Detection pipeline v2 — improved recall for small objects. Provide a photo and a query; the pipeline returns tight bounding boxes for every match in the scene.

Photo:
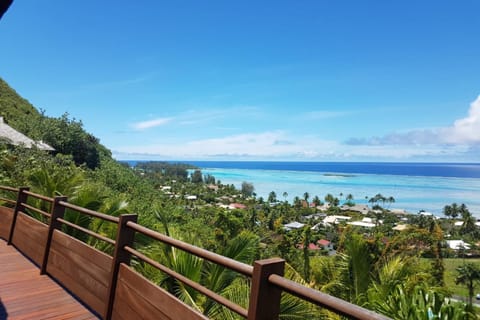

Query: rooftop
[0,117,54,151]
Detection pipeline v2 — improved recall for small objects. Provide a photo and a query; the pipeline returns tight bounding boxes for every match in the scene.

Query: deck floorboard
[0,239,99,320]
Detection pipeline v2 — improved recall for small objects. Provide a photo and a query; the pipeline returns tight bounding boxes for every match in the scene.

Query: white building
[323,215,351,225]
[284,221,305,231]
[446,240,471,250]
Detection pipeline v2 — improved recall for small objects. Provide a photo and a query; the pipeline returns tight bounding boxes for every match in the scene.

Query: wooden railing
[0,185,390,320]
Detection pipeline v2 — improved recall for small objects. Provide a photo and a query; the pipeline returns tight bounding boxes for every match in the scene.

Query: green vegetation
[444,259,480,298]
[0,77,41,136]
[1,76,479,319]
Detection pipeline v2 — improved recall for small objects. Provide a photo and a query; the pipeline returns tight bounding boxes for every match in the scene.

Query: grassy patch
[443,258,480,299]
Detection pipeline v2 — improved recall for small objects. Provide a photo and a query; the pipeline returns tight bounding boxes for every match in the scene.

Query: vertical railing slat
[248,258,285,320]
[7,186,29,245]
[41,196,67,274]
[105,214,137,320]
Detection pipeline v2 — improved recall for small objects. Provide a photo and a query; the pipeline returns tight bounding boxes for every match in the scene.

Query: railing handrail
[0,186,19,205]
[0,184,392,320]
[16,190,119,247]
[268,274,391,320]
[124,246,249,318]
[58,200,120,223]
[23,190,54,203]
[125,220,254,277]
[21,202,51,219]
[0,185,19,192]
[0,197,16,205]
[57,217,116,246]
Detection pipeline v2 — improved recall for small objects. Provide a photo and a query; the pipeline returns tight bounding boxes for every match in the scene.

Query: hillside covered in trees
[1,77,479,319]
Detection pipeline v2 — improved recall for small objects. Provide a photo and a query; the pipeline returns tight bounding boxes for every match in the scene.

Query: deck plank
[0,239,99,320]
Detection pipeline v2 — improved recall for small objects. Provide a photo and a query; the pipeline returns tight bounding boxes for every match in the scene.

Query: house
[392,224,409,231]
[317,239,334,251]
[454,221,480,227]
[323,215,351,225]
[297,243,321,250]
[348,220,376,228]
[390,208,409,215]
[446,240,471,250]
[304,213,326,221]
[340,204,370,215]
[284,221,305,231]
[317,203,331,212]
[229,203,247,210]
[207,184,219,192]
[0,117,54,151]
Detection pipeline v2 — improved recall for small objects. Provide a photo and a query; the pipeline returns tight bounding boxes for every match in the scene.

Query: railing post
[248,257,285,320]
[7,186,29,245]
[41,196,67,275]
[105,213,137,320]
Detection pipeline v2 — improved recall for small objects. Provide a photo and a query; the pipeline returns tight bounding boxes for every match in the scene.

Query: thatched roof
[0,117,54,151]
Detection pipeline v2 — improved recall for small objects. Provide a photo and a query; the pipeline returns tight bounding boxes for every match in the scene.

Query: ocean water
[126,161,480,217]
[191,162,480,217]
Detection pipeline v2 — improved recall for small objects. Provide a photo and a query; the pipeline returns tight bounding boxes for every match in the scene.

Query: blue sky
[1,1,479,162]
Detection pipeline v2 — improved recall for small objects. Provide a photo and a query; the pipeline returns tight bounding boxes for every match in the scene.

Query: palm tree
[387,196,395,209]
[367,256,415,303]
[459,203,468,216]
[369,193,386,209]
[211,262,317,319]
[313,233,374,305]
[87,195,129,251]
[325,193,335,206]
[443,204,453,219]
[28,162,85,220]
[311,255,349,301]
[451,202,460,219]
[344,194,354,206]
[312,195,321,207]
[455,263,480,306]
[345,233,372,305]
[282,191,288,202]
[372,284,472,320]
[137,217,316,319]
[29,161,85,198]
[293,196,301,208]
[268,191,277,203]
[459,206,477,236]
[303,192,310,205]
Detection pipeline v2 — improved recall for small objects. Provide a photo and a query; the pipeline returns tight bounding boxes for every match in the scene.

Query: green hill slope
[0,77,41,136]
[0,77,109,169]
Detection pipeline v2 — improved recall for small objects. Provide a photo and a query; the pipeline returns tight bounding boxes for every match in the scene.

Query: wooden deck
[0,187,391,320]
[0,239,99,320]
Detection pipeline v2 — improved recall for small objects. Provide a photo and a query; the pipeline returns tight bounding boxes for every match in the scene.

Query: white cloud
[114,131,337,159]
[113,129,478,161]
[441,95,480,144]
[116,96,480,161]
[131,117,172,130]
[346,95,480,147]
